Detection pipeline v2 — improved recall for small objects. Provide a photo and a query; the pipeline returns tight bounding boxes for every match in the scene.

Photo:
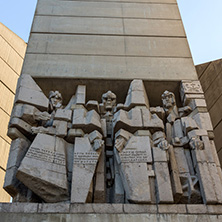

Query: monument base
[0,203,222,222]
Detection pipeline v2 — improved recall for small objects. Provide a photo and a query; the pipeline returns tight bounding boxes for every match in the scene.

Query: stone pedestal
[0,203,222,222]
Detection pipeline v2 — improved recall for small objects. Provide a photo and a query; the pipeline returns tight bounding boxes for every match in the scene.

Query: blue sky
[0,0,221,65]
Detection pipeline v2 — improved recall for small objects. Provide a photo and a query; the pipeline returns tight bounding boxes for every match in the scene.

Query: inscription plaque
[119,150,151,163]
[26,147,66,166]
[74,151,99,164]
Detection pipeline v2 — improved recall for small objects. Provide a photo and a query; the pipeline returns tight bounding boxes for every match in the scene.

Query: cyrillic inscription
[74,152,99,164]
[26,147,65,166]
[119,150,150,163]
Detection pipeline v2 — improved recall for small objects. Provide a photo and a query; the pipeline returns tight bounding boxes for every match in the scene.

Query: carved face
[162,91,176,109]
[102,91,116,111]
[49,91,63,110]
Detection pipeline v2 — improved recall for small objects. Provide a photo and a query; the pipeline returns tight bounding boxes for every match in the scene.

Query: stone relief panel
[3,75,222,204]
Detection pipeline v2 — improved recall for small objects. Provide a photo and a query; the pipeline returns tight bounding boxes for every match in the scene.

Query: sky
[0,0,222,65]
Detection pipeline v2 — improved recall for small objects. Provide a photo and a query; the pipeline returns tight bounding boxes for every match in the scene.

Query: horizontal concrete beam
[32,16,186,37]
[27,34,191,58]
[58,0,177,3]
[22,54,197,80]
[37,0,180,19]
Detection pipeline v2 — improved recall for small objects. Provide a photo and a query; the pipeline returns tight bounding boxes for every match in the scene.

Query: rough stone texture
[38,203,70,213]
[3,138,30,196]
[17,134,69,202]
[71,137,102,203]
[14,74,48,111]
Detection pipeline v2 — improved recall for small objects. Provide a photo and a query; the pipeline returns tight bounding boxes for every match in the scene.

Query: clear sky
[0,0,221,65]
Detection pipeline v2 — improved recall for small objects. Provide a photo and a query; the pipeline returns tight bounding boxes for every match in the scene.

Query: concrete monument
[1,0,222,221]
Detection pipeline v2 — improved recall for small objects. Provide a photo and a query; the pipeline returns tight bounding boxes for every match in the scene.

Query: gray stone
[86,100,99,112]
[71,137,102,203]
[186,204,207,214]
[7,127,27,140]
[54,109,72,122]
[17,134,69,202]
[154,162,174,203]
[0,203,38,213]
[124,80,149,110]
[15,75,48,111]
[38,203,70,213]
[124,204,157,214]
[158,204,186,214]
[94,148,106,203]
[66,128,84,143]
[152,147,167,162]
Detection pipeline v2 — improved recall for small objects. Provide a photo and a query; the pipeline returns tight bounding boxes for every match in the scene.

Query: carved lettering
[26,147,65,166]
[119,150,150,163]
[74,152,99,164]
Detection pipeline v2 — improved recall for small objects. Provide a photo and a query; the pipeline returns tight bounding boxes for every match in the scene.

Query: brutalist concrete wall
[196,59,222,165]
[20,0,199,102]
[0,23,27,202]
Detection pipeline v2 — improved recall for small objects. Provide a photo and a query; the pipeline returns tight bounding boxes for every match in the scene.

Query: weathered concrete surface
[196,59,222,165]
[0,203,222,222]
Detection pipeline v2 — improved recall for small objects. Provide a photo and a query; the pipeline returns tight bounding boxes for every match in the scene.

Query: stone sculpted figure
[161,90,202,203]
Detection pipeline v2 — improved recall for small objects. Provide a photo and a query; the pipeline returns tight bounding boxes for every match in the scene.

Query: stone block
[17,134,69,202]
[38,203,70,213]
[54,109,72,122]
[94,149,106,203]
[0,203,38,213]
[92,204,123,214]
[180,80,204,101]
[86,100,99,112]
[6,138,30,169]
[124,80,149,109]
[53,120,68,137]
[189,99,207,110]
[207,205,222,215]
[183,94,205,105]
[16,74,42,92]
[113,108,143,133]
[192,112,213,132]
[124,204,157,214]
[158,204,186,214]
[195,162,217,204]
[134,130,151,137]
[71,137,102,203]
[66,143,74,173]
[142,109,164,131]
[154,162,174,203]
[88,130,103,143]
[70,204,94,213]
[7,127,28,141]
[72,108,102,133]
[120,163,151,203]
[9,117,32,136]
[15,86,49,112]
[186,204,207,214]
[152,147,167,162]
[66,128,84,143]
[11,104,39,125]
[174,148,189,173]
